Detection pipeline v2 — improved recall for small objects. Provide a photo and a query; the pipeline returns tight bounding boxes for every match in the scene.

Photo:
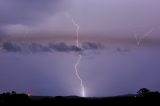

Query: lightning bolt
[133,32,141,46]
[65,12,85,97]
[134,28,154,46]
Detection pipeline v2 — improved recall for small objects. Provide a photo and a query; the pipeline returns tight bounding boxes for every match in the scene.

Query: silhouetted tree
[11,91,16,95]
[137,88,150,97]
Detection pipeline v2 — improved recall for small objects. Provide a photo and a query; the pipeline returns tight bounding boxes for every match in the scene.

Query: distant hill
[1,89,160,105]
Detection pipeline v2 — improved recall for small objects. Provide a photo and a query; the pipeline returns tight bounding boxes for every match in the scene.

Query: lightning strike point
[65,12,86,97]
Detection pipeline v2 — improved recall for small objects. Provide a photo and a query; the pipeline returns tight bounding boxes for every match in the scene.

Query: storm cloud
[0,0,66,25]
[29,43,51,53]
[1,42,103,53]
[49,42,81,52]
[82,42,103,50]
[2,42,21,52]
[1,0,160,38]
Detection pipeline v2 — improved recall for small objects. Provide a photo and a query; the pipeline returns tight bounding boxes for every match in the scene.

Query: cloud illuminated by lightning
[134,28,154,46]
[65,12,85,97]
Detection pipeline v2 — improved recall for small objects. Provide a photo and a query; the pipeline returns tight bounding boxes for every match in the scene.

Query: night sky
[0,0,160,97]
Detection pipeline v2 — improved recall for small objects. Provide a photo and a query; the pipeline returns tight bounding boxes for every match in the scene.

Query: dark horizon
[1,88,160,105]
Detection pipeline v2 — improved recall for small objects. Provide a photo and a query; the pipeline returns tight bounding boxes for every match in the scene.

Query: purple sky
[0,0,160,97]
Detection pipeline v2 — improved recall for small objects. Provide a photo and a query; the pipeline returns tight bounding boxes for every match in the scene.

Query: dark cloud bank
[0,42,103,53]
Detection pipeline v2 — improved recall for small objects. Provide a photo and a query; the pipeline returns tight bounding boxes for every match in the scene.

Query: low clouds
[0,42,103,53]
[2,42,21,52]
[82,42,103,50]
[49,43,81,52]
[1,41,131,54]
[29,43,51,53]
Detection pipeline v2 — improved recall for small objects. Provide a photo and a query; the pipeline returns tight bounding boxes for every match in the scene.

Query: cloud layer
[0,0,66,25]
[1,0,160,38]
[0,42,103,53]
